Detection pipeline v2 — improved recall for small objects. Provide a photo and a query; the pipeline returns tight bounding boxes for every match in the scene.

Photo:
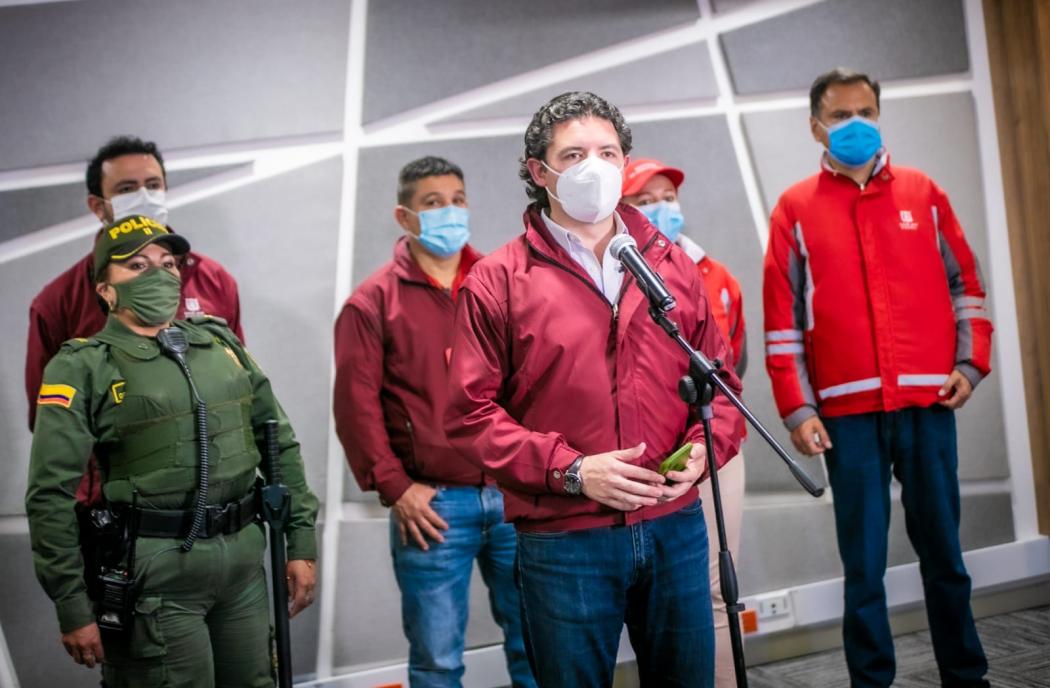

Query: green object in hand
[658,443,693,475]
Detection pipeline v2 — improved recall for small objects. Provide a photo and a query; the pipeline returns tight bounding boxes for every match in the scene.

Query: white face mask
[543,156,623,224]
[108,187,169,225]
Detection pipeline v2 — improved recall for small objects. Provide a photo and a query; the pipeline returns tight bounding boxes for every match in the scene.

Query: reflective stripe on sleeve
[765,329,803,342]
[766,343,805,355]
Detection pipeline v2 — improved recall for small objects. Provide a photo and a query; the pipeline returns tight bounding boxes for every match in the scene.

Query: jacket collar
[523,202,673,272]
[676,234,706,263]
[819,150,894,189]
[390,235,481,285]
[94,314,212,360]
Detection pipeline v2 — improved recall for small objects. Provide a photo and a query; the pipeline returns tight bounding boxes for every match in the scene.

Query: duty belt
[129,491,257,539]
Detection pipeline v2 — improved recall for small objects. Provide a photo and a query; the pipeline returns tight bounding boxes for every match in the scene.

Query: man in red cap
[623,158,747,688]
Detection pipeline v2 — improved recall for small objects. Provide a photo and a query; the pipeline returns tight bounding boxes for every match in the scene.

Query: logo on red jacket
[185,297,202,315]
[898,210,918,231]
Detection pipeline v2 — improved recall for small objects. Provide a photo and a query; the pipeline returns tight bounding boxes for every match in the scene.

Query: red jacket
[763,156,993,429]
[25,246,243,430]
[445,203,743,532]
[334,238,484,506]
[677,235,747,377]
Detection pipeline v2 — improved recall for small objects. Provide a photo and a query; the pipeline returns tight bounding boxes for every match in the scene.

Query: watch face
[564,473,581,495]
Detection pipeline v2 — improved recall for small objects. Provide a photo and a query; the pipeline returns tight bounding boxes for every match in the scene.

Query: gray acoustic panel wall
[332,518,503,670]
[362,0,700,124]
[0,164,251,243]
[0,530,101,688]
[739,492,1016,594]
[0,0,349,171]
[742,92,1007,483]
[712,0,761,13]
[0,237,90,516]
[720,0,969,95]
[173,157,343,500]
[437,42,719,126]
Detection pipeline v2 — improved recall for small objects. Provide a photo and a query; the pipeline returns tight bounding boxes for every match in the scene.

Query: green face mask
[111,267,182,326]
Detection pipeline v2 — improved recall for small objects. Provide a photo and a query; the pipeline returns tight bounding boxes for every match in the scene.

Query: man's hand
[392,483,449,550]
[287,559,316,618]
[580,443,665,511]
[790,415,832,456]
[62,622,104,668]
[660,442,708,501]
[938,369,973,409]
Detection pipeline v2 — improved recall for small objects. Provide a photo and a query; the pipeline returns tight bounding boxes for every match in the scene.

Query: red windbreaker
[445,203,743,532]
[677,235,747,377]
[333,238,484,506]
[25,247,243,430]
[763,156,993,429]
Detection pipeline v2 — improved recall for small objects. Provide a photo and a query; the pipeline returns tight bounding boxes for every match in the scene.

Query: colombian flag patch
[38,383,77,408]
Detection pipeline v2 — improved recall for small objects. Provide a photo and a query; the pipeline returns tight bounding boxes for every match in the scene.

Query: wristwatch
[563,456,585,495]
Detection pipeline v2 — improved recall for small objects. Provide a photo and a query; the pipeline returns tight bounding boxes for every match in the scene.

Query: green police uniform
[26,314,319,688]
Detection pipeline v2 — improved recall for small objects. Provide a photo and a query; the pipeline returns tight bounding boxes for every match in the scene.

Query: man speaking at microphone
[444,91,743,687]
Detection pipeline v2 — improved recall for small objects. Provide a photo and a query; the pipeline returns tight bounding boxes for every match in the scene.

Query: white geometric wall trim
[0,0,1040,685]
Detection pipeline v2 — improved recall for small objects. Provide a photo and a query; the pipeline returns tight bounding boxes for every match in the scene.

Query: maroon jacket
[334,238,484,505]
[445,203,743,532]
[25,248,243,430]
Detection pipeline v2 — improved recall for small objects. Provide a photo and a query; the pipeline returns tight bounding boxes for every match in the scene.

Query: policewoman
[26,215,319,687]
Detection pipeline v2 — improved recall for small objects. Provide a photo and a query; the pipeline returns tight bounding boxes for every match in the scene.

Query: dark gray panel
[0,0,349,171]
[437,42,718,126]
[0,530,100,687]
[742,93,1007,484]
[0,164,251,243]
[0,237,90,515]
[332,517,503,669]
[712,0,761,12]
[739,492,1015,593]
[720,0,969,95]
[173,157,343,502]
[362,0,699,124]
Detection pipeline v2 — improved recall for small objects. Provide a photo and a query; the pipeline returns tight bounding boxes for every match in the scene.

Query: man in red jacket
[25,136,243,501]
[763,69,991,688]
[445,92,742,687]
[622,158,747,688]
[333,156,534,688]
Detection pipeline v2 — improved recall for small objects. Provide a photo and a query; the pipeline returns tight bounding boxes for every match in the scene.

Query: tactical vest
[92,320,258,504]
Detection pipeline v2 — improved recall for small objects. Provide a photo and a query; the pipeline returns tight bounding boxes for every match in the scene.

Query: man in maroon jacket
[445,92,743,688]
[25,135,243,500]
[333,157,534,688]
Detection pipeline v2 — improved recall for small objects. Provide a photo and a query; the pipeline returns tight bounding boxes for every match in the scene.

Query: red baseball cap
[621,158,685,197]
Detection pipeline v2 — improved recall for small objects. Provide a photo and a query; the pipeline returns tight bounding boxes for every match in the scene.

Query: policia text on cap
[25,215,319,686]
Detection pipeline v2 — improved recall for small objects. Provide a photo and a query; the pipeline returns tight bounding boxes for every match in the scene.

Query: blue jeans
[516,500,714,688]
[824,407,988,688]
[390,485,535,688]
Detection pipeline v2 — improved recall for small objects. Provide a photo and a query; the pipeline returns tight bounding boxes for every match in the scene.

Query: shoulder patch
[38,383,77,408]
[188,314,228,327]
[60,337,102,352]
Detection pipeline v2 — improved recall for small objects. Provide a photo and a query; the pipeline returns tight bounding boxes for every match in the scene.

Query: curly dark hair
[519,91,632,207]
[86,136,166,198]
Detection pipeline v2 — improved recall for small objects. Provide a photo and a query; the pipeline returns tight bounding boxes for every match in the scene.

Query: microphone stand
[647,305,824,688]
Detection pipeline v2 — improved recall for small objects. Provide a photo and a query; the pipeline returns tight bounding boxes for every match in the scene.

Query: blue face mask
[409,205,470,258]
[822,115,882,167]
[639,201,685,243]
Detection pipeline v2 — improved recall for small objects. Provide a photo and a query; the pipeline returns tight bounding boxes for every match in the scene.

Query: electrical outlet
[756,592,791,619]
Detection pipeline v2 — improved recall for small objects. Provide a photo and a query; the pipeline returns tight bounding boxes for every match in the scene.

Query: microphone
[609,234,677,313]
